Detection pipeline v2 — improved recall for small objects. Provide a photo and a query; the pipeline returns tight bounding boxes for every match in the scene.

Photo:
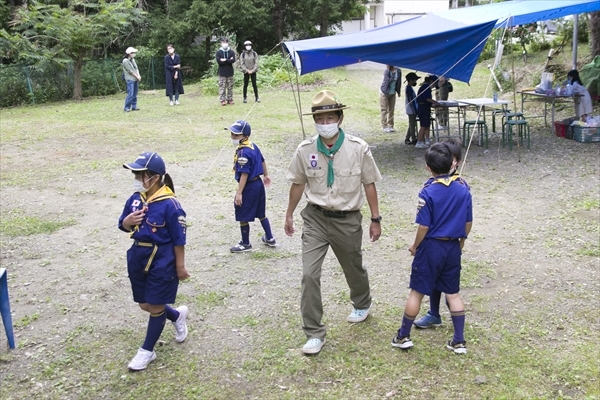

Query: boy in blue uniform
[119,151,190,370]
[391,143,472,354]
[227,120,276,253]
[414,140,471,329]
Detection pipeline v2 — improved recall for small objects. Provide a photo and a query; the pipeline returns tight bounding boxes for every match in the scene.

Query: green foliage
[0,65,31,108]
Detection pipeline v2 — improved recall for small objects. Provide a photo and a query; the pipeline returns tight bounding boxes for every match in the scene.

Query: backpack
[447,81,453,92]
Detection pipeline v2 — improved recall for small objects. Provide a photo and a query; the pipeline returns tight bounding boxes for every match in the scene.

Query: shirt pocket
[145,214,166,235]
[306,169,327,194]
[336,168,362,194]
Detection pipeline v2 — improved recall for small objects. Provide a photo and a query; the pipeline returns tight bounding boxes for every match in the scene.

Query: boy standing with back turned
[391,142,472,354]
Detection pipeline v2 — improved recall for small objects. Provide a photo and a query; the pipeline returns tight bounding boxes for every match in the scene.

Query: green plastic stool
[463,120,488,148]
[502,112,525,133]
[504,119,530,150]
[492,109,511,133]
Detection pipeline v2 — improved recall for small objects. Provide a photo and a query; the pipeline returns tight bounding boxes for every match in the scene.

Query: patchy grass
[0,213,75,237]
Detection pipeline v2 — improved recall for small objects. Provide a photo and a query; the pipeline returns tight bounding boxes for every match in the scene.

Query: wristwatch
[371,215,382,223]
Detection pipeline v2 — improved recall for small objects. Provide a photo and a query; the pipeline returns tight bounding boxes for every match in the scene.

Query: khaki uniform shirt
[286,134,382,211]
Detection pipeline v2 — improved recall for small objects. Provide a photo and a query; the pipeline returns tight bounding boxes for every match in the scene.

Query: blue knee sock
[429,290,442,318]
[142,310,167,351]
[397,312,415,338]
[450,310,466,343]
[260,217,273,240]
[165,305,179,322]
[240,223,250,245]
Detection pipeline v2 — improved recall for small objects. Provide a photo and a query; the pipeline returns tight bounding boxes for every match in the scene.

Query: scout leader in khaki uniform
[284,90,383,355]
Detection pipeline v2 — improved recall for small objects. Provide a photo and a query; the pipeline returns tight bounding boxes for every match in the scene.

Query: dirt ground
[0,66,599,399]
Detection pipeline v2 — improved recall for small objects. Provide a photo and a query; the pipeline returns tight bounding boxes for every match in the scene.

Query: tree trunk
[205,36,211,70]
[319,3,328,37]
[590,11,600,58]
[72,54,84,100]
[272,0,283,42]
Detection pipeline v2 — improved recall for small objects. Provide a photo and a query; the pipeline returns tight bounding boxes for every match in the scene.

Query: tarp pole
[572,16,578,69]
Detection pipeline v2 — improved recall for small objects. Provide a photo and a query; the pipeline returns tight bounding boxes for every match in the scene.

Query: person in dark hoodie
[216,38,236,106]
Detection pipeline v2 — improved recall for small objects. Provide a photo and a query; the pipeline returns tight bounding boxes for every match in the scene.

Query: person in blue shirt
[227,120,276,253]
[415,75,440,149]
[119,151,190,371]
[391,142,472,354]
[414,140,470,329]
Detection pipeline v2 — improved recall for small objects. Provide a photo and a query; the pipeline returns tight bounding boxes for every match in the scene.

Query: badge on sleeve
[417,197,426,212]
[237,157,248,166]
[309,154,318,168]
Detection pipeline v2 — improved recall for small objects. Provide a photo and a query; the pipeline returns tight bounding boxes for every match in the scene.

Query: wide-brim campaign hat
[224,120,251,136]
[123,151,166,176]
[303,90,350,115]
[405,72,421,81]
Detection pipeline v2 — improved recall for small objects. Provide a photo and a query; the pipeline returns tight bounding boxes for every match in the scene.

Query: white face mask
[130,53,136,58]
[245,46,252,51]
[315,123,339,139]
[133,176,155,193]
[221,44,229,50]
[231,139,240,147]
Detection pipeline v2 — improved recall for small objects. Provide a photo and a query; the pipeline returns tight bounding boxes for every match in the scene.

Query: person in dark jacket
[380,65,402,132]
[216,38,236,105]
[164,44,184,106]
[415,76,440,149]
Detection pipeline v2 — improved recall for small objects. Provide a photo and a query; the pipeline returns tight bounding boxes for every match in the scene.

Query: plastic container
[572,126,600,143]
[554,121,571,138]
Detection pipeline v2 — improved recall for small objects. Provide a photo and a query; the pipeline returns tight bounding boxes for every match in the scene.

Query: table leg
[551,98,555,134]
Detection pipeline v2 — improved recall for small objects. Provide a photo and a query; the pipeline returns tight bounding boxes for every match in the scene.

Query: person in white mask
[284,90,383,355]
[240,40,260,103]
[215,37,236,105]
[122,47,141,112]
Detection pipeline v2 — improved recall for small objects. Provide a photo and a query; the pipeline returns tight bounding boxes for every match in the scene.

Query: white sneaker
[415,141,428,149]
[128,348,156,371]
[347,306,371,323]
[169,101,174,106]
[173,305,188,343]
[388,127,395,132]
[302,338,325,355]
[425,140,431,146]
[382,127,390,132]
[175,100,180,105]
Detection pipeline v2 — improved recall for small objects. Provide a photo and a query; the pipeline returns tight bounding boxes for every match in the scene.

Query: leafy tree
[591,12,600,57]
[1,0,144,100]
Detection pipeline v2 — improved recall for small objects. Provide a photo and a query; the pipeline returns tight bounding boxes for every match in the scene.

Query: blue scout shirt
[118,185,186,246]
[416,175,472,239]
[234,140,265,182]
[417,83,432,109]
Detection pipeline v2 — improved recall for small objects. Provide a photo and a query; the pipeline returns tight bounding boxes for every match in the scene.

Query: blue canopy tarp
[284,14,496,83]
[432,0,600,28]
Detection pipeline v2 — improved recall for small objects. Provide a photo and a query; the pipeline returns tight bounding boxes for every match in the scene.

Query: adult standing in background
[122,47,141,112]
[404,72,420,145]
[285,90,383,356]
[380,65,402,133]
[240,40,260,103]
[164,44,184,106]
[216,38,236,106]
[435,76,452,127]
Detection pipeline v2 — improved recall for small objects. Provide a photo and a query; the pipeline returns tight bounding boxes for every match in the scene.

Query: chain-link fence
[0,56,207,108]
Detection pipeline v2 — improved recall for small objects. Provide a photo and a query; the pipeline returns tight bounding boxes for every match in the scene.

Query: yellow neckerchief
[130,185,176,236]
[233,138,254,170]
[432,174,461,187]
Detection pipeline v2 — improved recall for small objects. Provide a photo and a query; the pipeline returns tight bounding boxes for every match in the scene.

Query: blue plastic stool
[0,268,16,349]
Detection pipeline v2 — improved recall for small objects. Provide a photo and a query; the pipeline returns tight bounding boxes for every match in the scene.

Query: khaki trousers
[380,92,396,128]
[300,204,371,340]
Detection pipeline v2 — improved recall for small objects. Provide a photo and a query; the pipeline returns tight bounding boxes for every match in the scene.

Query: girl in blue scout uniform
[118,151,190,371]
[227,120,276,253]
[391,143,472,354]
[414,140,470,330]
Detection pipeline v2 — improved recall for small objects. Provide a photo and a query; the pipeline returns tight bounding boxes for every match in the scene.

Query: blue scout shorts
[234,178,266,222]
[409,238,461,296]
[127,242,178,305]
[417,106,431,128]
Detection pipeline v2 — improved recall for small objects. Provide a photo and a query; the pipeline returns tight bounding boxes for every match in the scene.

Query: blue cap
[225,120,251,136]
[123,152,166,175]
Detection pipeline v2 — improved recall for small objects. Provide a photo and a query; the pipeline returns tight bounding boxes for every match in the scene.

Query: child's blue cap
[225,120,251,136]
[123,152,166,176]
